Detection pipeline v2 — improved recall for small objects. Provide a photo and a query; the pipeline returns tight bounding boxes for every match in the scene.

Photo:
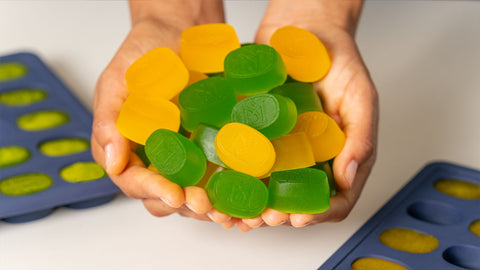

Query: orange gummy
[116,94,180,145]
[125,47,189,101]
[180,23,240,73]
[215,122,275,178]
[270,26,331,82]
[290,111,345,162]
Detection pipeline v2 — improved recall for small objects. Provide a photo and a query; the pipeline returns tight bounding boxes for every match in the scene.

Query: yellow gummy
[60,162,106,183]
[180,23,240,73]
[125,47,189,101]
[470,220,480,238]
[434,178,480,199]
[215,122,275,178]
[187,70,208,86]
[263,132,315,177]
[379,228,439,254]
[270,26,331,82]
[290,111,345,162]
[351,258,408,270]
[116,94,180,145]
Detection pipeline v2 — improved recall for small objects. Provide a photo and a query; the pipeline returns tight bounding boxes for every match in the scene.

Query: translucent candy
[116,94,180,145]
[190,124,226,167]
[145,129,206,187]
[231,93,297,139]
[181,23,240,73]
[215,122,275,178]
[206,170,268,218]
[178,77,237,132]
[268,168,330,214]
[270,26,331,82]
[290,111,345,162]
[125,47,189,101]
[269,82,323,114]
[224,44,287,95]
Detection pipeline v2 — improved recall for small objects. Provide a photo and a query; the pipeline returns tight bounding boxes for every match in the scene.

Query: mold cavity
[0,62,27,81]
[17,110,69,131]
[470,220,480,238]
[0,88,47,106]
[351,257,408,270]
[38,138,90,156]
[443,245,480,269]
[407,200,464,225]
[0,145,30,168]
[379,228,439,254]
[0,173,53,196]
[434,178,480,200]
[60,162,105,183]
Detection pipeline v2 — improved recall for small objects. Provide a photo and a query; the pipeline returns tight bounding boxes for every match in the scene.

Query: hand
[91,0,232,226]
[240,0,378,229]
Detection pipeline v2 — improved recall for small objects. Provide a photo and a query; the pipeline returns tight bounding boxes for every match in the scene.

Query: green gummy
[0,62,27,81]
[311,161,336,197]
[0,88,47,106]
[60,162,106,183]
[206,170,268,218]
[270,82,323,114]
[231,93,297,139]
[135,144,151,167]
[268,168,330,214]
[145,129,206,187]
[17,110,69,131]
[190,124,226,167]
[0,173,53,196]
[0,145,30,168]
[224,44,287,95]
[38,138,90,156]
[179,77,237,132]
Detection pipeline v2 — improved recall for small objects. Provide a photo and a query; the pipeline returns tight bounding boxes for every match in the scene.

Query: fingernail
[206,212,214,222]
[184,203,199,214]
[161,197,175,208]
[105,143,114,173]
[345,160,358,188]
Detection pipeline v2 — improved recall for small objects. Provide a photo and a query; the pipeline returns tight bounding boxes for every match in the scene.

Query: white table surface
[1,1,479,269]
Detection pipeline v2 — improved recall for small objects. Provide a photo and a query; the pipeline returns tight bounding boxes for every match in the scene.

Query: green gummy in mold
[206,170,268,218]
[178,77,237,132]
[0,145,30,168]
[268,168,330,214]
[270,82,323,114]
[0,173,53,196]
[224,44,287,95]
[231,93,297,139]
[60,162,106,183]
[190,124,226,167]
[145,129,206,187]
[0,88,47,106]
[39,138,90,156]
[17,110,69,131]
[0,62,27,82]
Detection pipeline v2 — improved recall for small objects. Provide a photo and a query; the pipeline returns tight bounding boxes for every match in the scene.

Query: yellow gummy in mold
[116,94,180,145]
[379,228,439,254]
[290,111,345,162]
[38,138,90,157]
[125,47,189,101]
[351,258,407,270]
[17,110,69,131]
[0,88,47,106]
[0,62,27,81]
[470,220,480,238]
[269,26,331,82]
[0,173,53,196]
[0,145,30,168]
[180,23,241,73]
[434,178,480,200]
[60,162,106,183]
[264,132,315,177]
[215,122,275,178]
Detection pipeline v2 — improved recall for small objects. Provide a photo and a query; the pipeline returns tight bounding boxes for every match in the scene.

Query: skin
[91,0,378,232]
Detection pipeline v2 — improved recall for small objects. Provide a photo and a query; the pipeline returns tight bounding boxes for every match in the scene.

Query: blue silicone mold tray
[319,161,480,270]
[0,52,120,223]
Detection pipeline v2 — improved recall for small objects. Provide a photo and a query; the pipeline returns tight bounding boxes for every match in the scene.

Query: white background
[1,1,480,269]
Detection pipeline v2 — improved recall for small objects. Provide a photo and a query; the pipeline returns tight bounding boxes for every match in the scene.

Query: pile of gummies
[116,23,345,219]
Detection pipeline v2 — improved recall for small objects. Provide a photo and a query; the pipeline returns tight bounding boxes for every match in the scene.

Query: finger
[261,208,290,226]
[221,218,237,230]
[242,216,264,228]
[290,214,315,228]
[236,220,253,232]
[207,209,232,224]
[142,198,177,218]
[184,186,212,215]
